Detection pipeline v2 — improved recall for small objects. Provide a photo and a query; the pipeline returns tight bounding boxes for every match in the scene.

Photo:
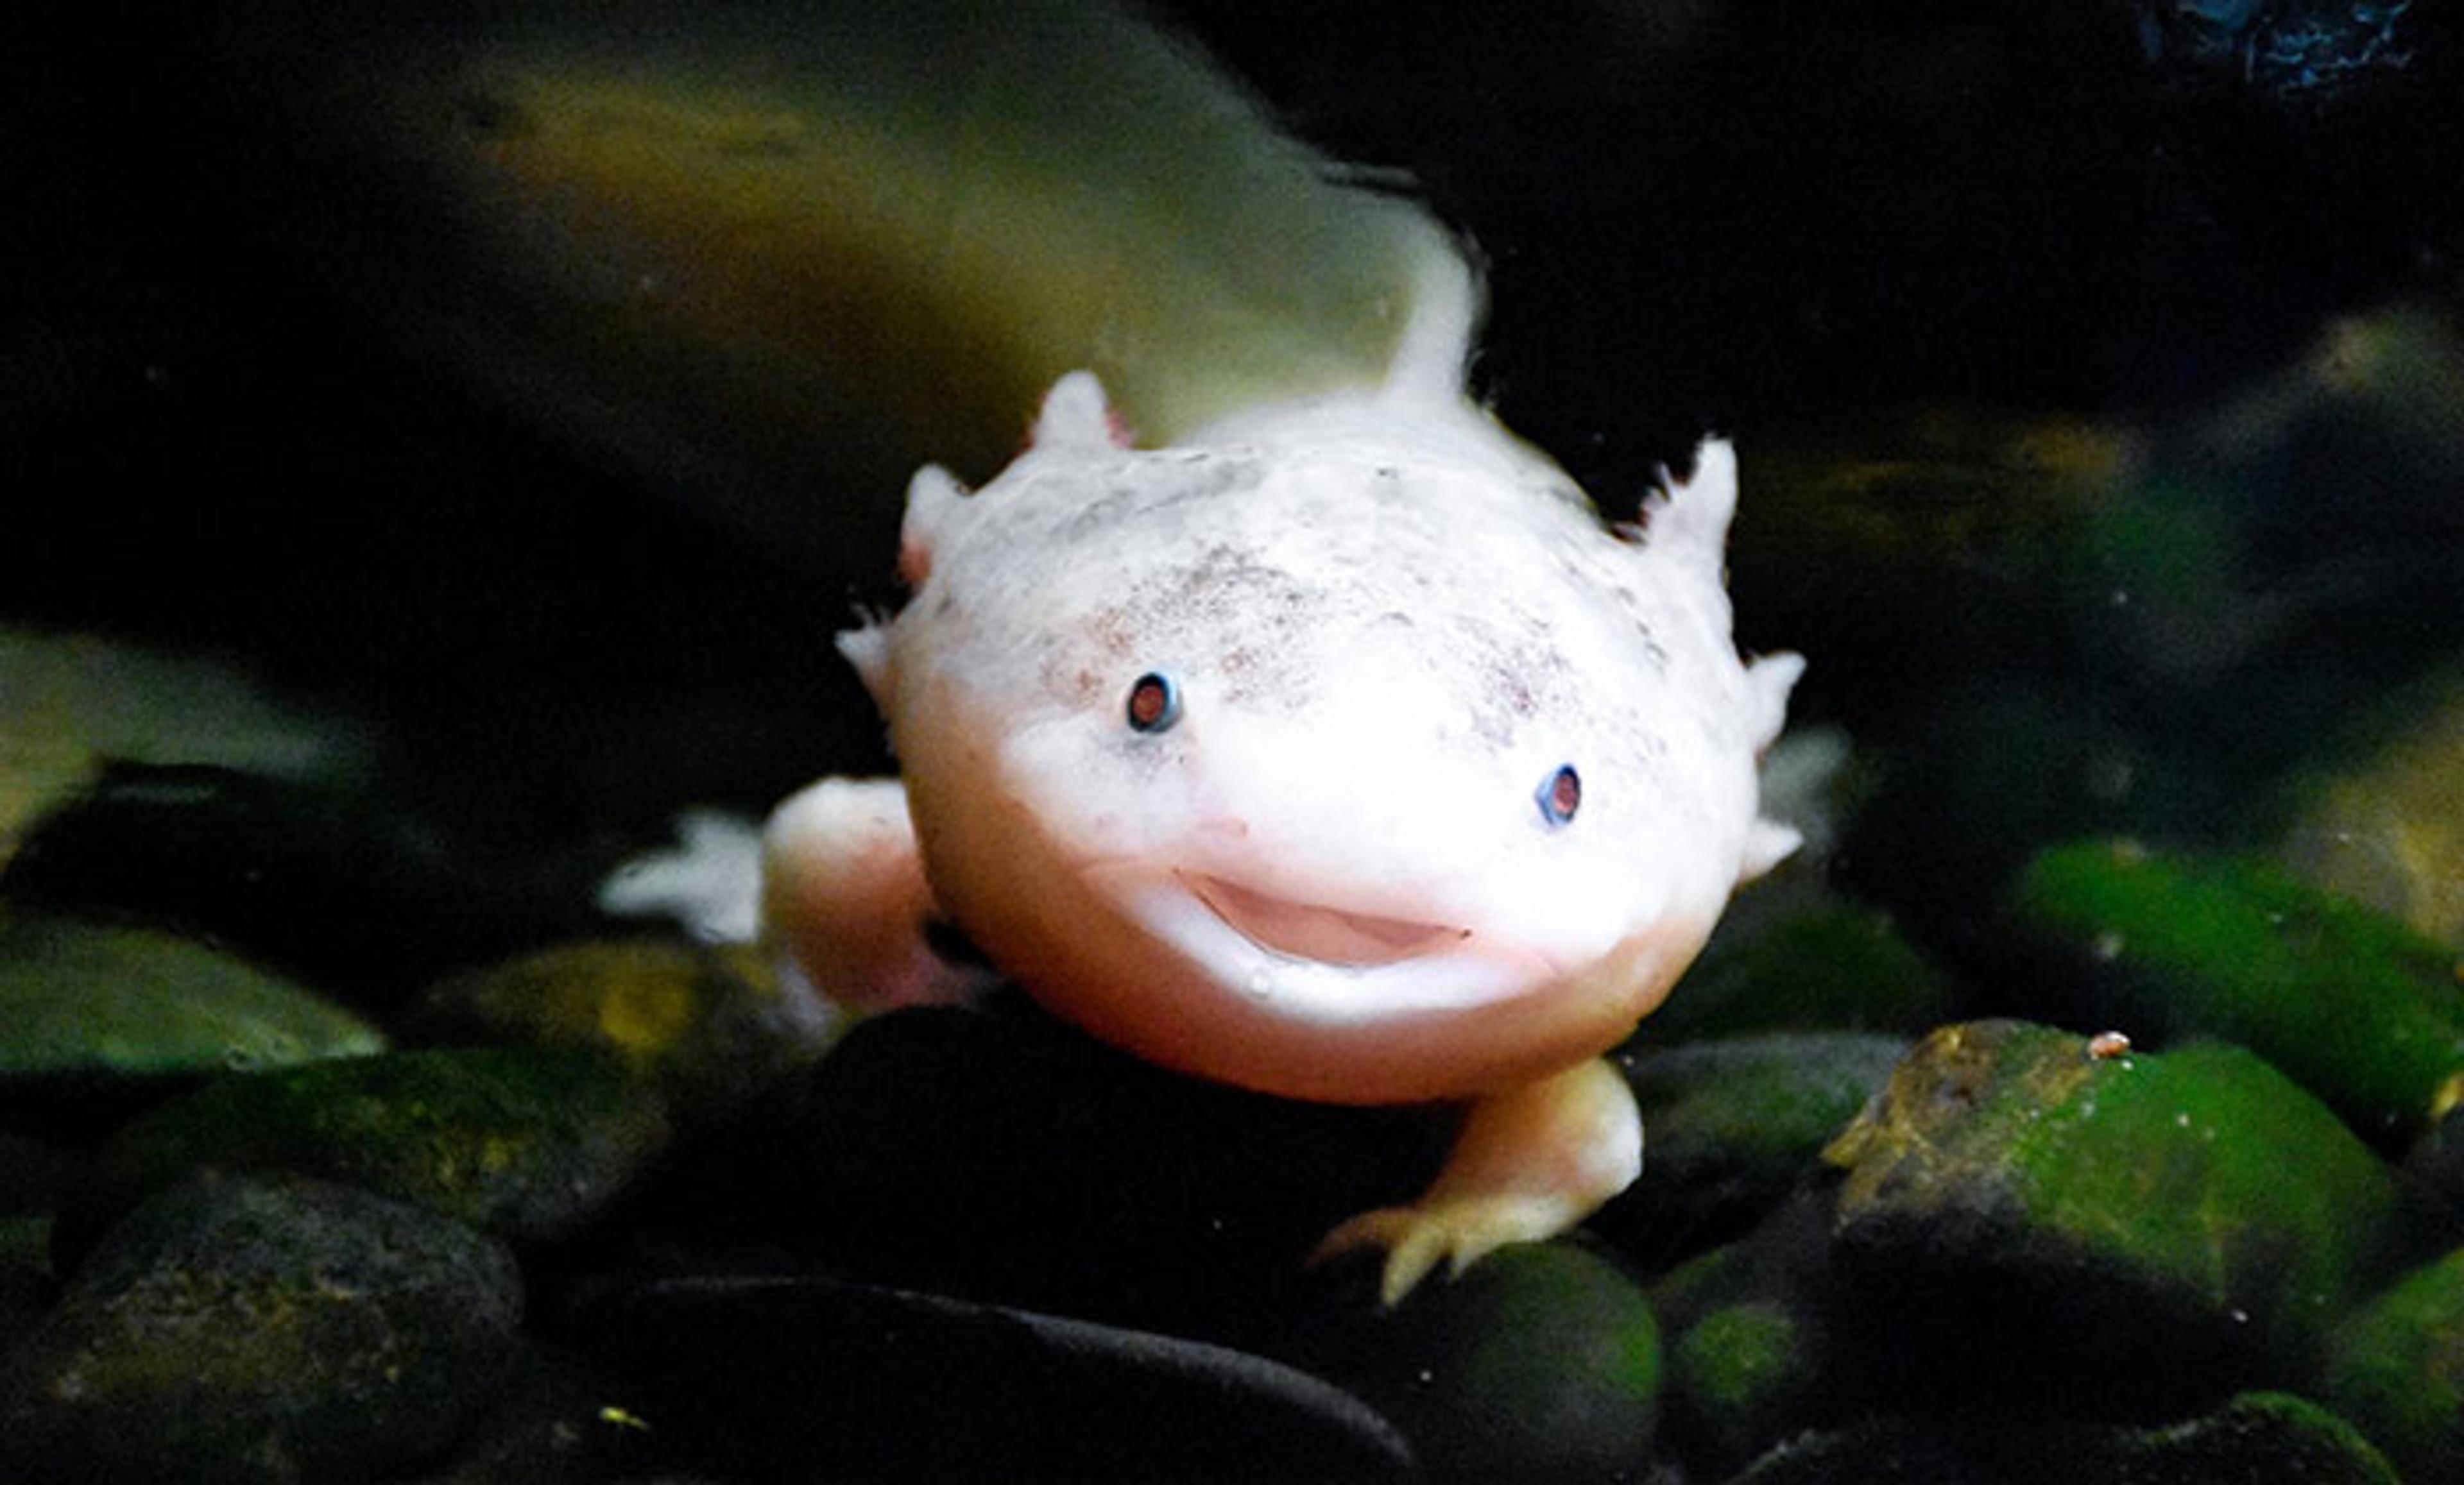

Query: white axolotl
[763,275,1802,1303]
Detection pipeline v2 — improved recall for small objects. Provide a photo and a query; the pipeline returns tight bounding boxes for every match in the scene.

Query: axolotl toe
[765,352,1801,1304]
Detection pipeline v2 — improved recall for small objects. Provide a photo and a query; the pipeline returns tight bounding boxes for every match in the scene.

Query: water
[4,1,2459,1477]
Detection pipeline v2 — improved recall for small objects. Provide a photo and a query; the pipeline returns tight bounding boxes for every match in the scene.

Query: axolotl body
[764,318,1802,1302]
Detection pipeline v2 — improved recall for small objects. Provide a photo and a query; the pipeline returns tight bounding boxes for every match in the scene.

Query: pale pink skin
[766,366,1799,1302]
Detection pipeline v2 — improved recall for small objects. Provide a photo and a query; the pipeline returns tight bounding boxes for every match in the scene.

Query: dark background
[5,0,2456,831]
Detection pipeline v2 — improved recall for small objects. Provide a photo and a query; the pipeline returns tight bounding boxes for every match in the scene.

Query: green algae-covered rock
[1595,1031,1906,1266]
[1731,1391,2397,1484]
[0,910,383,1085]
[411,937,832,1124]
[1668,1297,1826,1470]
[2006,839,2464,1143]
[0,1173,521,1484]
[1644,890,1956,1041]
[1824,1021,2402,1406]
[1648,1189,1842,1474]
[2277,671,2464,947]
[1299,1242,1661,1481]
[55,1045,669,1264]
[2327,1246,2464,1479]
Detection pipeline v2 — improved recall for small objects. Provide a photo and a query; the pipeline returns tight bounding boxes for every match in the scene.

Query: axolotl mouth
[1072,862,1568,1022]
[1177,870,1472,967]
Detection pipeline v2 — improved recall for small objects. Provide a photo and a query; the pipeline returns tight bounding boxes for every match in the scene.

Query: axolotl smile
[1175,869,1477,969]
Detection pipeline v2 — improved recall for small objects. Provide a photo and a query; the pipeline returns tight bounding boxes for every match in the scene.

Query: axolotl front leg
[761,776,993,1012]
[1316,1058,1641,1305]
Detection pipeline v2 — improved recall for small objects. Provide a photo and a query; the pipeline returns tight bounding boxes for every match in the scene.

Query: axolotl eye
[1126,672,1183,734]
[1536,763,1582,827]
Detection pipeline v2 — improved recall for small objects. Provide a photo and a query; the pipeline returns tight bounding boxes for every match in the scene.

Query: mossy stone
[2006,838,2464,1143]
[1670,1299,1825,1470]
[1647,1189,1843,1473]
[2327,1245,2464,1479]
[1300,1241,1661,1480]
[0,1173,522,1483]
[1647,889,1955,1041]
[0,909,383,1087]
[411,937,833,1123]
[55,1044,669,1263]
[1824,1021,2402,1407]
[1595,1031,1906,1266]
[2276,670,2464,946]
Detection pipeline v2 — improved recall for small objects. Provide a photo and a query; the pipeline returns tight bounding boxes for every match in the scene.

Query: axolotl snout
[765,346,1801,1302]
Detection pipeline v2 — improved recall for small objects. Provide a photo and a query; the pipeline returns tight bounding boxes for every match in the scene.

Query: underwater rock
[0,908,384,1090]
[2326,1245,2464,1479]
[0,1221,49,1353]
[54,1045,669,1265]
[0,1172,522,1484]
[1642,886,1956,1041]
[781,1004,1444,1336]
[1592,1031,1906,1268]
[2005,838,2464,1143]
[4,762,604,1007]
[0,1136,66,1343]
[0,628,372,872]
[2277,671,2464,947]
[1291,1241,1661,1482]
[1731,1391,2397,1483]
[417,1344,633,1485]
[1729,408,2122,716]
[587,1271,1414,1481]
[1647,1189,1844,1475]
[409,937,834,1126]
[1824,1021,2402,1411]
[1669,1298,1822,1472]
[1840,681,2169,939]
[2404,1103,2464,1216]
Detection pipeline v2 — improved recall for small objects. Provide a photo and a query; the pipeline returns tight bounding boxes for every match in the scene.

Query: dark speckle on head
[1607,584,1670,666]
[1057,456,1265,543]
[1453,611,1569,749]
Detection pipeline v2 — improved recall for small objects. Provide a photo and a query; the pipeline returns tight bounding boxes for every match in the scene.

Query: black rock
[1288,1240,1663,1482]
[54,1046,671,1266]
[586,1270,1415,1481]
[0,1172,523,1483]
[775,1003,1447,1336]
[1731,1391,2397,1484]
[4,762,605,1008]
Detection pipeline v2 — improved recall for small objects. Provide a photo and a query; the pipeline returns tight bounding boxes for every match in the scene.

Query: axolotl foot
[1310,1057,1642,1305]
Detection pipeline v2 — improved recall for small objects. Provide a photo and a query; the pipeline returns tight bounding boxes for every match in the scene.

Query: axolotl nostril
[762,273,1803,1304]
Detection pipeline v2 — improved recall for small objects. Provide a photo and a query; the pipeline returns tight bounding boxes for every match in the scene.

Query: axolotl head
[848,373,1801,1106]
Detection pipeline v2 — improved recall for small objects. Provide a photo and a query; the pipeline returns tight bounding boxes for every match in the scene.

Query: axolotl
[763,296,1802,1303]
